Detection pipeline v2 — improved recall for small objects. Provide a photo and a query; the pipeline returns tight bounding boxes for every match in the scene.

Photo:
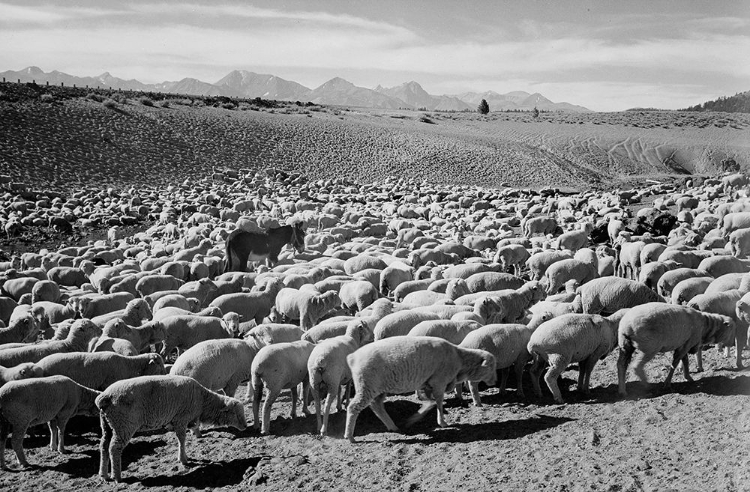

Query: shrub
[139,97,155,107]
[477,99,489,115]
[40,93,54,103]
[87,93,104,102]
[221,102,236,110]
[160,100,170,108]
[102,99,117,109]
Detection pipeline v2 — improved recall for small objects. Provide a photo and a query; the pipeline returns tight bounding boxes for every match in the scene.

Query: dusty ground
[0,348,747,491]
[1,84,749,491]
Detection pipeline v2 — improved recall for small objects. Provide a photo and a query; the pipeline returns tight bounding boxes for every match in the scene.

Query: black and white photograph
[0,0,749,490]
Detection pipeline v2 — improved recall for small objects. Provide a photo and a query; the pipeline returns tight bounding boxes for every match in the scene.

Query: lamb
[638,260,679,291]
[407,320,480,344]
[656,268,709,298]
[178,277,219,307]
[30,280,61,304]
[251,340,316,434]
[36,352,166,390]
[459,312,551,404]
[273,288,340,330]
[493,244,530,276]
[525,250,574,281]
[616,303,735,396]
[91,298,153,328]
[0,375,100,469]
[170,338,258,404]
[523,216,559,237]
[135,274,185,298]
[160,312,241,358]
[543,259,597,295]
[30,300,76,325]
[97,375,247,482]
[101,318,166,353]
[670,276,714,305]
[528,310,628,403]
[471,281,544,323]
[74,292,135,319]
[557,228,589,251]
[373,310,442,340]
[379,262,414,297]
[572,277,664,315]
[616,240,647,280]
[244,322,305,347]
[0,319,102,367]
[152,294,196,313]
[688,290,747,369]
[0,311,39,345]
[463,271,525,293]
[338,280,379,314]
[0,362,44,387]
[303,299,391,344]
[307,320,372,436]
[209,277,283,325]
[344,336,496,442]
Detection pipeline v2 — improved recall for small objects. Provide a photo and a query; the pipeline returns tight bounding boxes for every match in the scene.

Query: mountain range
[0,66,591,112]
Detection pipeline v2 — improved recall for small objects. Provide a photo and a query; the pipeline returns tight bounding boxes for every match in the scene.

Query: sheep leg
[48,420,59,452]
[321,389,337,436]
[301,380,312,416]
[312,385,323,433]
[544,354,569,403]
[109,432,132,483]
[617,342,637,396]
[0,419,8,470]
[370,394,399,431]
[736,322,748,369]
[681,353,693,382]
[290,385,299,419]
[251,383,264,431]
[261,388,280,435]
[579,356,599,395]
[695,348,704,373]
[98,414,112,480]
[469,381,482,406]
[633,352,655,383]
[498,367,510,395]
[434,391,448,428]
[514,354,529,398]
[11,423,29,468]
[174,426,190,465]
[344,386,376,442]
[529,353,545,398]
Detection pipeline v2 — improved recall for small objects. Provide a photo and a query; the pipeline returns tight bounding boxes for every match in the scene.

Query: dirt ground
[0,347,747,491]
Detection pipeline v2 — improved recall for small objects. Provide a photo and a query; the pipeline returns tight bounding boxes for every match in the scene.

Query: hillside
[682,90,750,113]
[1,82,749,192]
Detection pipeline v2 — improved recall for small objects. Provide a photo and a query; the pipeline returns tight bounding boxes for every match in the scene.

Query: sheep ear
[481,358,492,367]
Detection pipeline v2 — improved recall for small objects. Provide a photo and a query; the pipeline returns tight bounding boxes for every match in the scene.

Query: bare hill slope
[1,83,748,191]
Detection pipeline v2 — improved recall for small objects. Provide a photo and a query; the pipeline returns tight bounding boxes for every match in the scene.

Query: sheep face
[208,399,247,431]
[143,354,167,376]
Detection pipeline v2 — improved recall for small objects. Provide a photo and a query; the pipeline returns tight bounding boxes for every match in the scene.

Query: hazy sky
[2,0,749,111]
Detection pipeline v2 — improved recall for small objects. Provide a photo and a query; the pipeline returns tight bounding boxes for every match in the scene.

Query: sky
[1,0,749,111]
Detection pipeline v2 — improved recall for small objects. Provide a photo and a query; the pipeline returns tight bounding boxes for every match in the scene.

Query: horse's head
[290,221,306,253]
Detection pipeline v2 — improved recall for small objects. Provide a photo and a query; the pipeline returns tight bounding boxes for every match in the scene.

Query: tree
[477,99,489,115]
[533,106,539,118]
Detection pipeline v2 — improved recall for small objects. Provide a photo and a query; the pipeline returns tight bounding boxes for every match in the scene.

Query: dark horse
[224,222,306,272]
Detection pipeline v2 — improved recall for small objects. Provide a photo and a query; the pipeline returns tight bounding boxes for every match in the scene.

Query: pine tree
[477,99,489,115]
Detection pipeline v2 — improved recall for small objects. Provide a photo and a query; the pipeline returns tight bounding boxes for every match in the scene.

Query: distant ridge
[0,66,591,112]
[681,90,750,113]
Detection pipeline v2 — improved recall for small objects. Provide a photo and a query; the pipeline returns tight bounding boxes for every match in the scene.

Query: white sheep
[528,310,628,403]
[73,292,135,319]
[244,323,305,347]
[338,280,379,314]
[373,310,442,340]
[273,288,340,330]
[0,362,44,387]
[572,277,664,315]
[688,289,747,369]
[0,375,100,469]
[525,250,574,282]
[458,281,544,324]
[91,298,153,328]
[344,336,497,442]
[307,320,372,436]
[208,277,283,325]
[36,352,166,390]
[0,311,40,345]
[493,244,530,276]
[0,319,102,367]
[670,276,714,305]
[407,320,480,344]
[100,318,166,353]
[459,312,552,404]
[160,312,240,358]
[657,267,709,298]
[97,375,247,482]
[464,271,525,293]
[170,338,257,402]
[544,259,597,295]
[617,303,735,396]
[379,262,413,297]
[251,339,316,434]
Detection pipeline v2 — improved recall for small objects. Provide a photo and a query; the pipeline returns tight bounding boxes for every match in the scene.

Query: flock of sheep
[0,167,749,483]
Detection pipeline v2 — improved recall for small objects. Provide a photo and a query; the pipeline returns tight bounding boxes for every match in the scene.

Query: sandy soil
[0,348,746,491]
[1,82,749,192]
